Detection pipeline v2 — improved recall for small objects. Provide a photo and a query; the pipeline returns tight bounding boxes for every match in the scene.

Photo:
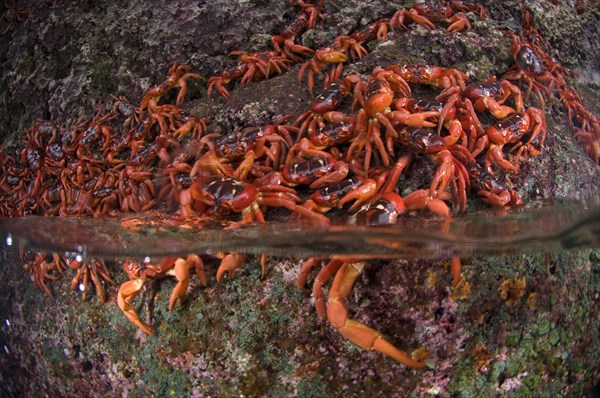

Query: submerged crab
[22,251,65,298]
[68,257,114,303]
[117,254,206,335]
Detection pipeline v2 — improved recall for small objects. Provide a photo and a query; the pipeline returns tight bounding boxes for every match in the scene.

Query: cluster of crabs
[208,0,486,99]
[1,0,598,369]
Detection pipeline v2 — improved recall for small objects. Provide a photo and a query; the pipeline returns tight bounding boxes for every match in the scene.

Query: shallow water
[2,198,599,263]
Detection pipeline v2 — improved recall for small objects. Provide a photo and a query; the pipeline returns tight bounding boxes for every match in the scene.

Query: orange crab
[298,47,348,95]
[502,33,562,111]
[471,107,546,174]
[68,256,114,303]
[326,261,427,368]
[22,251,65,298]
[117,254,206,335]
[296,188,425,368]
[345,69,432,174]
[390,1,473,33]
[139,62,202,117]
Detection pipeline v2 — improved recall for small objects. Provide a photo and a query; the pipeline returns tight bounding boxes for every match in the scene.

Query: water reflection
[1,199,599,261]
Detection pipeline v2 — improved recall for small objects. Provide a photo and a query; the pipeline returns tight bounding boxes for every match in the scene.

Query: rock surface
[0,1,599,397]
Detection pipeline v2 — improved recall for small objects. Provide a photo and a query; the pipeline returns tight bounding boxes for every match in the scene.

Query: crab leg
[166,257,191,311]
[89,264,106,303]
[450,256,461,287]
[312,259,344,318]
[297,257,325,289]
[117,279,155,336]
[327,261,425,368]
[215,252,246,282]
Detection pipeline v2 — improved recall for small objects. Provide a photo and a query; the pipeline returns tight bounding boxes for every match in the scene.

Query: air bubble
[5,234,12,246]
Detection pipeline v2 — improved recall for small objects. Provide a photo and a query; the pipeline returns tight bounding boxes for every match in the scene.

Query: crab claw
[338,178,378,212]
[403,189,450,217]
[314,48,348,64]
[446,13,471,33]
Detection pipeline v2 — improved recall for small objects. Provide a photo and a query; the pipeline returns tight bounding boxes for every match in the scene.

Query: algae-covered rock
[0,1,599,397]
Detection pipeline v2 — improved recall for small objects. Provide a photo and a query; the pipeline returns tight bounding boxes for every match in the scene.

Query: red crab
[345,71,414,174]
[502,33,562,111]
[68,256,114,303]
[118,254,206,335]
[298,48,348,95]
[390,1,475,33]
[470,107,546,174]
[139,62,202,117]
[334,19,391,61]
